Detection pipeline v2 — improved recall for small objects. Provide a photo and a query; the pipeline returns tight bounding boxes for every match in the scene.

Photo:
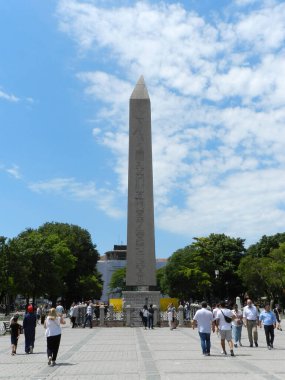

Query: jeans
[148,315,154,329]
[264,325,274,346]
[232,324,242,344]
[198,332,211,354]
[83,314,92,328]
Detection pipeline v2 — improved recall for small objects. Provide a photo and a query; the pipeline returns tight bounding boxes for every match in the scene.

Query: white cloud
[6,165,22,179]
[0,163,22,179]
[56,0,285,244]
[0,89,19,102]
[29,177,123,218]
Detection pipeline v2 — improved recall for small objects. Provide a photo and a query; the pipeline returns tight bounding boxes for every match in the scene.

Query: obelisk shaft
[126,76,156,288]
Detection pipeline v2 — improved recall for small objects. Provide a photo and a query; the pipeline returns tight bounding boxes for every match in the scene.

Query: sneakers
[221,350,227,355]
[48,356,52,365]
[234,343,238,348]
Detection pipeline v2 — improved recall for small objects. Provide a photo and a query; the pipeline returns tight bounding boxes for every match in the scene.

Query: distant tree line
[109,233,285,306]
[0,222,102,310]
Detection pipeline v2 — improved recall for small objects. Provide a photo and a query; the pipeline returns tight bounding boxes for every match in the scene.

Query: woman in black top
[10,316,21,355]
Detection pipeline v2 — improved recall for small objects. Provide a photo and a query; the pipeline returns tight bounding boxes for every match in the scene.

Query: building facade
[97,245,167,302]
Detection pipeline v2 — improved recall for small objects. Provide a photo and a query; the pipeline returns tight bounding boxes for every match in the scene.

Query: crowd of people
[5,298,283,365]
[192,299,282,356]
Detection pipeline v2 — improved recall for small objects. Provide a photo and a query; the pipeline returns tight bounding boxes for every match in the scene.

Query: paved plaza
[1,322,285,379]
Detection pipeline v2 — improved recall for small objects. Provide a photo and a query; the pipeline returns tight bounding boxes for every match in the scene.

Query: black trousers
[70,316,76,328]
[142,316,147,328]
[47,334,61,361]
[264,325,274,346]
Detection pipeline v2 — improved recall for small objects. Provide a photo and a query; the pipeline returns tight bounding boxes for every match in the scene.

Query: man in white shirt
[216,301,235,356]
[55,302,64,316]
[243,299,259,347]
[212,303,220,333]
[193,301,215,356]
[83,301,93,328]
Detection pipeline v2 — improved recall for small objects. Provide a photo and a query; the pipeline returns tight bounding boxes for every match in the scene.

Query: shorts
[11,336,18,346]
[220,329,232,341]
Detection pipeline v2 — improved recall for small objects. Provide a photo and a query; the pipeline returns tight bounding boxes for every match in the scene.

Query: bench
[4,321,11,334]
[0,321,11,335]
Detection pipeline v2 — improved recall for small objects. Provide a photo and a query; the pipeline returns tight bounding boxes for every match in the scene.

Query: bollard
[153,305,158,326]
[109,304,114,321]
[178,305,184,326]
[99,304,105,326]
[126,305,131,327]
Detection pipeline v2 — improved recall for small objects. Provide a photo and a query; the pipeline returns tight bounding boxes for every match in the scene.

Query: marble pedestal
[122,290,161,327]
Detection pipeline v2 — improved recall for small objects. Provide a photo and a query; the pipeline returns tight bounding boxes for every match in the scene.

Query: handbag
[221,309,232,323]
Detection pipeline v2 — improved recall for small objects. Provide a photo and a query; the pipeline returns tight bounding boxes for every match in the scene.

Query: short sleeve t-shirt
[45,317,61,337]
[193,308,214,333]
[217,309,233,331]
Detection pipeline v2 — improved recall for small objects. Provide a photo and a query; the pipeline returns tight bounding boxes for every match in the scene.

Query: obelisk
[123,76,160,325]
[126,75,156,288]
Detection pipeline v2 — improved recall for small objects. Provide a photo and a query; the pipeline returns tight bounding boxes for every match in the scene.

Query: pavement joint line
[135,328,161,380]
[30,328,99,379]
[179,328,283,380]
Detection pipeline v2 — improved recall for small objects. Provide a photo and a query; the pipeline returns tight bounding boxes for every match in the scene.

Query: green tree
[247,233,285,258]
[9,228,76,305]
[238,242,285,304]
[38,222,102,305]
[109,267,126,296]
[163,234,246,301]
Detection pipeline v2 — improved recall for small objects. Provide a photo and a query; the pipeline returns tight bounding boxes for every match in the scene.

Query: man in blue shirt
[259,304,276,350]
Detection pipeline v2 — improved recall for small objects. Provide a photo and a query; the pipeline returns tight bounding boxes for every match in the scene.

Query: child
[10,315,21,355]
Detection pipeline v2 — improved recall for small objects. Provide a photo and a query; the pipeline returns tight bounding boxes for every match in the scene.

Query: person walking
[232,303,243,347]
[10,315,21,355]
[55,302,64,316]
[243,299,259,347]
[141,305,149,330]
[69,302,78,328]
[167,303,176,330]
[44,308,66,366]
[148,304,154,329]
[23,305,37,354]
[273,305,282,331]
[216,301,235,356]
[212,303,220,334]
[259,304,276,350]
[83,301,93,328]
[193,301,215,356]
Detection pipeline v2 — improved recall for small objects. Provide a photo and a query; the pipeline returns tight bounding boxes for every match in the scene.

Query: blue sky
[1,0,285,258]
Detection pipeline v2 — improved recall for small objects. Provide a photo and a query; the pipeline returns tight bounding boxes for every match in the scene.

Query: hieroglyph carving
[134,117,145,284]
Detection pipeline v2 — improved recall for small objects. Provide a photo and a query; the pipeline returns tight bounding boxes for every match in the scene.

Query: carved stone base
[122,291,161,327]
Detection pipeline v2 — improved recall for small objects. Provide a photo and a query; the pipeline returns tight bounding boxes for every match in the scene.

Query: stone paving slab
[1,321,285,379]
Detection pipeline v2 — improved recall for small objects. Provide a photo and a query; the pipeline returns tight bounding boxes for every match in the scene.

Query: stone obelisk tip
[130,75,149,99]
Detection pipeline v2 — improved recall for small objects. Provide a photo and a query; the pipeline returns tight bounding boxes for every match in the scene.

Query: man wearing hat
[23,305,37,354]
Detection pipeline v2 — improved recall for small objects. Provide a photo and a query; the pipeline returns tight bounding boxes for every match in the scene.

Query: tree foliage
[109,267,127,296]
[238,242,285,303]
[163,234,246,301]
[5,223,102,306]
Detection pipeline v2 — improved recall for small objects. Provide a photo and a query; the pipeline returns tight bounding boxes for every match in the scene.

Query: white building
[97,245,167,302]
